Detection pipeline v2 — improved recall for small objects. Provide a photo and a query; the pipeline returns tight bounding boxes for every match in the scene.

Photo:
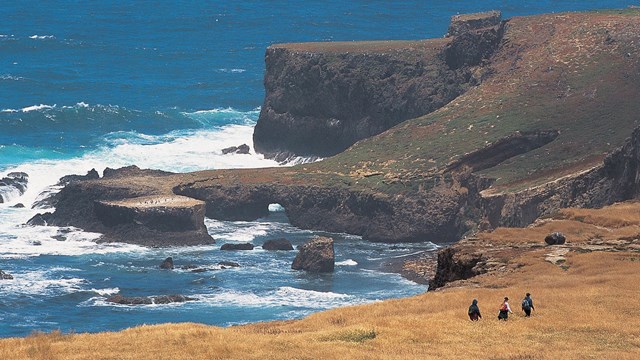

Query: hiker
[498,297,513,320]
[521,293,535,317]
[468,299,482,321]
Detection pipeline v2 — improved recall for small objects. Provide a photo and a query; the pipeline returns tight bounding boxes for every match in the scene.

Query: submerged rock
[221,144,251,155]
[106,294,196,305]
[0,270,14,280]
[262,238,294,251]
[220,243,254,251]
[11,203,25,208]
[291,236,335,273]
[218,261,240,268]
[160,257,174,269]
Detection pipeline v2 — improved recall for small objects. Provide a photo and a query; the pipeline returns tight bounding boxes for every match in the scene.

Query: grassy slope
[308,10,640,194]
[3,201,640,359]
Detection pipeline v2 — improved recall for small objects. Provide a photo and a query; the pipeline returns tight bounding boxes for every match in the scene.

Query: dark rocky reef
[292,237,335,273]
[220,243,254,250]
[160,257,174,269]
[253,11,505,160]
[1,270,14,280]
[262,238,294,250]
[0,172,29,203]
[221,144,250,155]
[106,294,196,305]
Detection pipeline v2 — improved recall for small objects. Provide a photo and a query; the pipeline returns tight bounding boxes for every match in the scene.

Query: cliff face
[253,13,504,160]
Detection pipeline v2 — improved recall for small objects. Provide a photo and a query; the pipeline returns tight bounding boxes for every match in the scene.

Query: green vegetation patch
[318,328,377,343]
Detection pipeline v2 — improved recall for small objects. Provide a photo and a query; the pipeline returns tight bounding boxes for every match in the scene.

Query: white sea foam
[2,104,55,113]
[89,287,120,296]
[205,218,312,243]
[0,106,288,258]
[336,259,358,266]
[29,35,55,40]
[268,203,285,212]
[0,74,25,81]
[197,286,365,309]
[0,269,86,296]
[216,68,246,73]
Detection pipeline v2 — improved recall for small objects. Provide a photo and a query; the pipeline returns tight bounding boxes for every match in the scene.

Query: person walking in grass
[468,299,482,321]
[498,297,513,320]
[521,293,535,317]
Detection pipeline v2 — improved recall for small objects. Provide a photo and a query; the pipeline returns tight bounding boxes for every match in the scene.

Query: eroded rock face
[254,43,467,160]
[429,247,484,290]
[292,236,335,273]
[262,238,294,250]
[447,10,502,37]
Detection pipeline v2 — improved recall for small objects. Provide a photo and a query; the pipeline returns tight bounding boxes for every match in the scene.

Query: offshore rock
[92,195,213,246]
[262,238,294,250]
[220,243,254,251]
[221,144,251,155]
[0,270,14,280]
[292,236,335,273]
[106,294,195,305]
[218,261,240,268]
[160,257,174,269]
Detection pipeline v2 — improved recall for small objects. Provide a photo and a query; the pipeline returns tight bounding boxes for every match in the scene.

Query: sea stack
[292,237,335,273]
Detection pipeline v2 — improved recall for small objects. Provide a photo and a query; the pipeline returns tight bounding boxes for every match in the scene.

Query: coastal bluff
[253,11,504,160]
[30,10,640,247]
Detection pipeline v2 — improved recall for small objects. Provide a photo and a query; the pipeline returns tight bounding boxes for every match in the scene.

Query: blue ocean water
[0,0,635,337]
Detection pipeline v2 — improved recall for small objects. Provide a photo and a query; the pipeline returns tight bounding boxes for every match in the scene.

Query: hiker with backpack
[521,293,535,317]
[468,298,482,321]
[498,297,513,320]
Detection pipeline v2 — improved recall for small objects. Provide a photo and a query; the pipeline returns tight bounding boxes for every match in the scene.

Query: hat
[504,297,509,300]
[526,293,530,296]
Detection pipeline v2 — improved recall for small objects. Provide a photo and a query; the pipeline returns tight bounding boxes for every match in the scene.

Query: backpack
[522,299,531,310]
[500,303,508,311]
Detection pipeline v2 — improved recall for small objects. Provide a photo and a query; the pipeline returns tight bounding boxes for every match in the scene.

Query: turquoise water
[0,0,633,337]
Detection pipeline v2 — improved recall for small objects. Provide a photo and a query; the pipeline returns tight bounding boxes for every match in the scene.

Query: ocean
[0,0,633,337]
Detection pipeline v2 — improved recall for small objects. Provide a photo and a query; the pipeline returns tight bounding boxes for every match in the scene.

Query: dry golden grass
[3,203,640,359]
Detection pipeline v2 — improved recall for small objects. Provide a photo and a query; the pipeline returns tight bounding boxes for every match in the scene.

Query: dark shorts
[469,313,479,321]
[498,310,509,320]
[524,308,531,316]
